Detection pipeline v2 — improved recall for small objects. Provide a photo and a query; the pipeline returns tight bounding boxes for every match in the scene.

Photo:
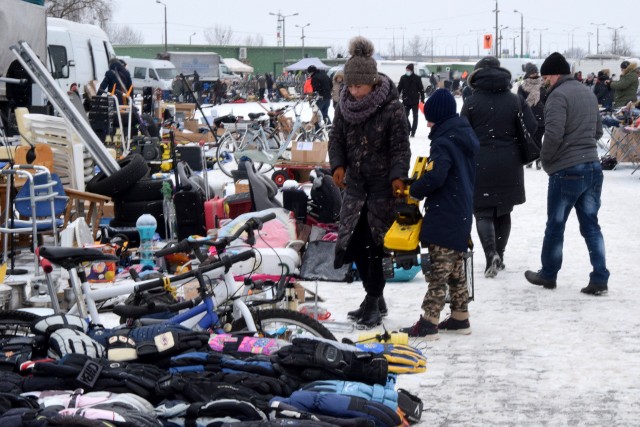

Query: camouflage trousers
[421,244,469,321]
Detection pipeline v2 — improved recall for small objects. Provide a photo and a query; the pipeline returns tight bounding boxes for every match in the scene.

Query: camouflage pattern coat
[329,75,411,267]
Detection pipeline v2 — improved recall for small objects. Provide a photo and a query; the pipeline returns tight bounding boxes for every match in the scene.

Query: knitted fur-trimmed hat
[540,52,571,75]
[424,88,457,124]
[344,37,378,86]
[524,62,539,79]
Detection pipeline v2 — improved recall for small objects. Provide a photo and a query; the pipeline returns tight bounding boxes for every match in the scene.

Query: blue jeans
[540,162,609,284]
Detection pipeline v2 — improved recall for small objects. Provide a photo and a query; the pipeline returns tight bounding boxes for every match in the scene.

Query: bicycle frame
[48,253,258,333]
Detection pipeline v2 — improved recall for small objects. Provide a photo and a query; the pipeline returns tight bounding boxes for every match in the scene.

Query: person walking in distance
[329,36,410,329]
[397,63,425,137]
[525,52,609,296]
[461,56,537,278]
[400,89,479,340]
[518,63,547,170]
[308,65,333,124]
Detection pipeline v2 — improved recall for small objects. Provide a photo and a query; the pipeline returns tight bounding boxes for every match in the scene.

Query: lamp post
[493,0,499,57]
[533,27,547,59]
[429,28,441,62]
[155,0,167,53]
[513,10,523,58]
[469,29,483,57]
[607,25,623,54]
[590,22,605,54]
[498,25,508,58]
[269,11,299,72]
[296,23,310,58]
[512,34,519,58]
[587,32,593,55]
[189,32,196,45]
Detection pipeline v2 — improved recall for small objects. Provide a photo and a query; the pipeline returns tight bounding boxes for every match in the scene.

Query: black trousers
[349,206,386,297]
[404,103,419,136]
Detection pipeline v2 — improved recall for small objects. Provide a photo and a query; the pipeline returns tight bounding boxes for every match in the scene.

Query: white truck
[1,0,116,105]
[164,51,238,82]
[121,57,177,94]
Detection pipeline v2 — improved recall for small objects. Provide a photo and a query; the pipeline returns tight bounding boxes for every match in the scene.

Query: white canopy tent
[285,57,330,72]
[223,58,254,74]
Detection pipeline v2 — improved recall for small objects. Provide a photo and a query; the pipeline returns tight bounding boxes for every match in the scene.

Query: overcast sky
[111,0,638,58]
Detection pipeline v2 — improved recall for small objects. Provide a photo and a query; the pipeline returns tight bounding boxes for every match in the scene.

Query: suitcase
[205,196,226,230]
[174,189,206,240]
[175,145,204,171]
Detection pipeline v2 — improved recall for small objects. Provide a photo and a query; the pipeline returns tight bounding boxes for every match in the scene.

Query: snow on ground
[6,98,639,425]
[199,99,640,425]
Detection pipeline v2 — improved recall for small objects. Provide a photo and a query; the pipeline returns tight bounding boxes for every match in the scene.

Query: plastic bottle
[136,214,157,268]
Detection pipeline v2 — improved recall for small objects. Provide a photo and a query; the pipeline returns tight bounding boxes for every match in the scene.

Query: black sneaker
[581,283,608,296]
[524,270,557,289]
[400,317,439,340]
[438,316,472,335]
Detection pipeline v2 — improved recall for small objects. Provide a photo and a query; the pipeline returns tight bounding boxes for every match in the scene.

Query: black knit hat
[406,63,414,71]
[524,62,539,79]
[540,52,571,76]
[344,37,379,86]
[307,65,317,74]
[424,88,457,124]
[620,60,630,70]
[474,56,501,70]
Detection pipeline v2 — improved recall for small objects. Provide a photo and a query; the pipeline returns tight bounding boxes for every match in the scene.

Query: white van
[123,57,178,94]
[46,17,116,95]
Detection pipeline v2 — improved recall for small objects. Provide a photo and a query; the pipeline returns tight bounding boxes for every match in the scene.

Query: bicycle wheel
[231,308,336,341]
[0,310,40,337]
[216,132,267,177]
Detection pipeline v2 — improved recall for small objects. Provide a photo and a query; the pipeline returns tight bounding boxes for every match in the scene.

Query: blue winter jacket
[410,114,479,252]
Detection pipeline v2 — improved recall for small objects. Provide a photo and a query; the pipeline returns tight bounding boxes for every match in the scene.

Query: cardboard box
[291,140,328,164]
[174,103,196,120]
[184,119,199,133]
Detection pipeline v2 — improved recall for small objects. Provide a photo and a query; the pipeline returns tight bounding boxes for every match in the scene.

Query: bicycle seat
[214,114,237,127]
[39,246,119,270]
[248,112,265,120]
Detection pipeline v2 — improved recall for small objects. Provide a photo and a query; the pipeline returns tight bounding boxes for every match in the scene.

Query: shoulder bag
[515,98,541,164]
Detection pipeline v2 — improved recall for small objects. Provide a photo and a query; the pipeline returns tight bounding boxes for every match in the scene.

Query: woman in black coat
[329,37,410,329]
[461,57,537,278]
[517,63,547,170]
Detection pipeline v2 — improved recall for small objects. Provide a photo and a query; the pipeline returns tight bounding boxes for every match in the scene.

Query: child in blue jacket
[400,89,480,340]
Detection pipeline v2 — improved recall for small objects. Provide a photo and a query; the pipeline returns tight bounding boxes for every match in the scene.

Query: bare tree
[406,35,424,57]
[329,45,347,59]
[107,24,144,45]
[46,0,112,29]
[204,25,235,46]
[242,34,264,47]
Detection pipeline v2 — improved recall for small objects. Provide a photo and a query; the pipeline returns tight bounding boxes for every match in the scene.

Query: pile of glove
[271,337,388,387]
[354,342,427,374]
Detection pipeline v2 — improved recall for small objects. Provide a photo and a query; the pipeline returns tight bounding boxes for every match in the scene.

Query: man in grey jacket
[525,52,610,296]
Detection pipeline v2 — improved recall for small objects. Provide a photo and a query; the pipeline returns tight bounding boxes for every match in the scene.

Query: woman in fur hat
[518,63,546,170]
[329,36,411,329]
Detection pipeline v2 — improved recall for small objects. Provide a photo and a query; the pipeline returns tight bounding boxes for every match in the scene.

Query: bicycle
[215,95,321,178]
[6,213,335,342]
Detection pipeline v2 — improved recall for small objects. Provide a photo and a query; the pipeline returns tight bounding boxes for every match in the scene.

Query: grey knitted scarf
[339,75,391,124]
[521,77,542,107]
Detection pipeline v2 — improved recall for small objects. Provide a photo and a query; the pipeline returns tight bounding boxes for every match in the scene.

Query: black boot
[347,297,366,320]
[476,217,499,278]
[356,295,382,329]
[495,214,511,272]
[348,296,388,320]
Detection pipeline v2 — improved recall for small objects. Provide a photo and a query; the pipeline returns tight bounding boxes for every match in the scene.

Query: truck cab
[124,57,178,94]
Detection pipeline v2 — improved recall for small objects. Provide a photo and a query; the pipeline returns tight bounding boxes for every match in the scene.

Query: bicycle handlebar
[155,212,277,259]
[133,249,256,293]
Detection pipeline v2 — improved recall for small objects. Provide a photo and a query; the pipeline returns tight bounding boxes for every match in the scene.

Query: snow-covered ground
[5,98,639,425]
[198,99,640,425]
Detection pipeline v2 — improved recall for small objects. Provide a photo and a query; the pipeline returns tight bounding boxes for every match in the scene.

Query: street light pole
[296,23,310,58]
[533,27,547,59]
[189,32,196,45]
[429,28,441,62]
[587,32,593,55]
[590,22,605,54]
[513,9,523,58]
[155,0,167,53]
[499,25,508,58]
[493,0,499,57]
[607,25,623,54]
[270,11,299,72]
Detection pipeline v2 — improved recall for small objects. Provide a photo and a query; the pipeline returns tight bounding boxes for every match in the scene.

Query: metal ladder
[9,41,120,176]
